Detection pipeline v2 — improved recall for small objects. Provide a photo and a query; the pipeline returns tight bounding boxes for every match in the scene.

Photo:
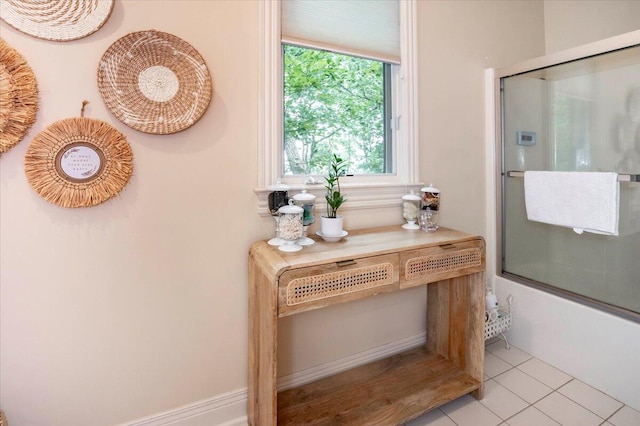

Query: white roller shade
[282,0,400,64]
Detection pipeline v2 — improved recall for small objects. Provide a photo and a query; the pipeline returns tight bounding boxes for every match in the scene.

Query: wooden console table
[248,225,486,425]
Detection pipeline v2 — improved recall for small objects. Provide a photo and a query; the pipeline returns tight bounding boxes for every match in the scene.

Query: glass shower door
[501,44,640,319]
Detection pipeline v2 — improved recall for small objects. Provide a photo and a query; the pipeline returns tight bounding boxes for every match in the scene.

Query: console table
[248,225,486,425]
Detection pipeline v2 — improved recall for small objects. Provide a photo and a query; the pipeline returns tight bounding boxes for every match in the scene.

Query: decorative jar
[293,190,316,245]
[420,183,440,211]
[277,200,304,252]
[419,209,439,232]
[401,190,421,229]
[267,180,289,246]
[419,183,440,232]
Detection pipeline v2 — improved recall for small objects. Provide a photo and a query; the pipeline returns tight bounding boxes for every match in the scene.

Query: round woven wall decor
[0,38,38,155]
[0,0,114,42]
[24,115,133,208]
[97,29,213,135]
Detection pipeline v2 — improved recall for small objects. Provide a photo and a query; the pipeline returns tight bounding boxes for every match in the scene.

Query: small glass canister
[267,180,290,246]
[420,183,440,211]
[419,208,439,232]
[420,183,440,232]
[401,190,421,229]
[277,200,304,252]
[293,190,316,245]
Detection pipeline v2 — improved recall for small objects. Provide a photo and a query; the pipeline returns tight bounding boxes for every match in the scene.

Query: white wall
[1,2,265,425]
[489,2,640,411]
[418,0,544,237]
[0,1,545,425]
[544,0,640,53]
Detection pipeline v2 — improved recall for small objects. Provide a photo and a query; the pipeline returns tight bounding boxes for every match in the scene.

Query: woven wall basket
[24,113,133,208]
[0,38,38,156]
[97,29,213,135]
[0,0,114,42]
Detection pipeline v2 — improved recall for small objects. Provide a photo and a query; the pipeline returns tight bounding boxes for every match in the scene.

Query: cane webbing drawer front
[400,240,484,288]
[278,254,399,316]
[406,248,481,279]
[287,263,394,305]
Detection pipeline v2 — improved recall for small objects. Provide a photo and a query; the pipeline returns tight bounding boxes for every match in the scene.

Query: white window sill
[254,182,424,217]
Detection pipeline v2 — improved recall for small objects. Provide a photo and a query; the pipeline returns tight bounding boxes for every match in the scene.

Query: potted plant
[320,154,348,237]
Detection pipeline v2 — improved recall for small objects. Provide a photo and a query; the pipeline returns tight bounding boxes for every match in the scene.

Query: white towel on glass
[524,171,619,236]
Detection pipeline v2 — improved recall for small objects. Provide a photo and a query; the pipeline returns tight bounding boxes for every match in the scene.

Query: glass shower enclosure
[495,35,640,321]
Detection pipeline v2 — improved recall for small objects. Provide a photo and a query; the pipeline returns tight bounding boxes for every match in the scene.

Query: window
[257,0,420,215]
[283,44,392,176]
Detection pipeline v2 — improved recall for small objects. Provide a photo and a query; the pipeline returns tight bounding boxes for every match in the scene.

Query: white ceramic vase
[320,215,344,237]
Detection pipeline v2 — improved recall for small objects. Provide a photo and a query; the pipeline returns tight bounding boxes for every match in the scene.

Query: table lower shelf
[277,346,481,425]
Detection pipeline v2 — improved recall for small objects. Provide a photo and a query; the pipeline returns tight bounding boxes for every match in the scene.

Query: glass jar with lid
[401,190,421,229]
[267,179,290,246]
[293,190,316,245]
[420,183,440,211]
[420,183,440,232]
[277,200,304,252]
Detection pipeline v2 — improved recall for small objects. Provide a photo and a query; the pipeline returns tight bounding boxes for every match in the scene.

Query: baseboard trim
[121,388,248,426]
[122,332,426,426]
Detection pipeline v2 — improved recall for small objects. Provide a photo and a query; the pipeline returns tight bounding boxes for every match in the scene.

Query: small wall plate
[517,131,536,146]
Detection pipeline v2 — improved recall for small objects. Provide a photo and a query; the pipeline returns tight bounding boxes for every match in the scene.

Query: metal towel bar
[506,170,640,182]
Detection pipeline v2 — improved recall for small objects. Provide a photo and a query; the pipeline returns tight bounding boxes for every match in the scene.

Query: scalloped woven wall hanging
[97,29,213,135]
[0,0,114,42]
[24,102,133,208]
[0,38,38,156]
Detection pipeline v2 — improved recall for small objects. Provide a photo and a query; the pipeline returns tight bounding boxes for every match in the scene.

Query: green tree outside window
[283,45,388,176]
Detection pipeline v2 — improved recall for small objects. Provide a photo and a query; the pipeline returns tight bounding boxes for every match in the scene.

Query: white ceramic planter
[320,216,344,236]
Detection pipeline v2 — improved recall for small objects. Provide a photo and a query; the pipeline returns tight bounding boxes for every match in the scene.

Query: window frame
[256,0,421,216]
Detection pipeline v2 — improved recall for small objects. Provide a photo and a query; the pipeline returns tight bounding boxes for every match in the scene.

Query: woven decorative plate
[24,109,133,208]
[0,38,38,155]
[97,30,213,135]
[0,0,114,42]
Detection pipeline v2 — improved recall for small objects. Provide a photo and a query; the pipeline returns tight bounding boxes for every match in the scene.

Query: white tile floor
[405,340,640,426]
